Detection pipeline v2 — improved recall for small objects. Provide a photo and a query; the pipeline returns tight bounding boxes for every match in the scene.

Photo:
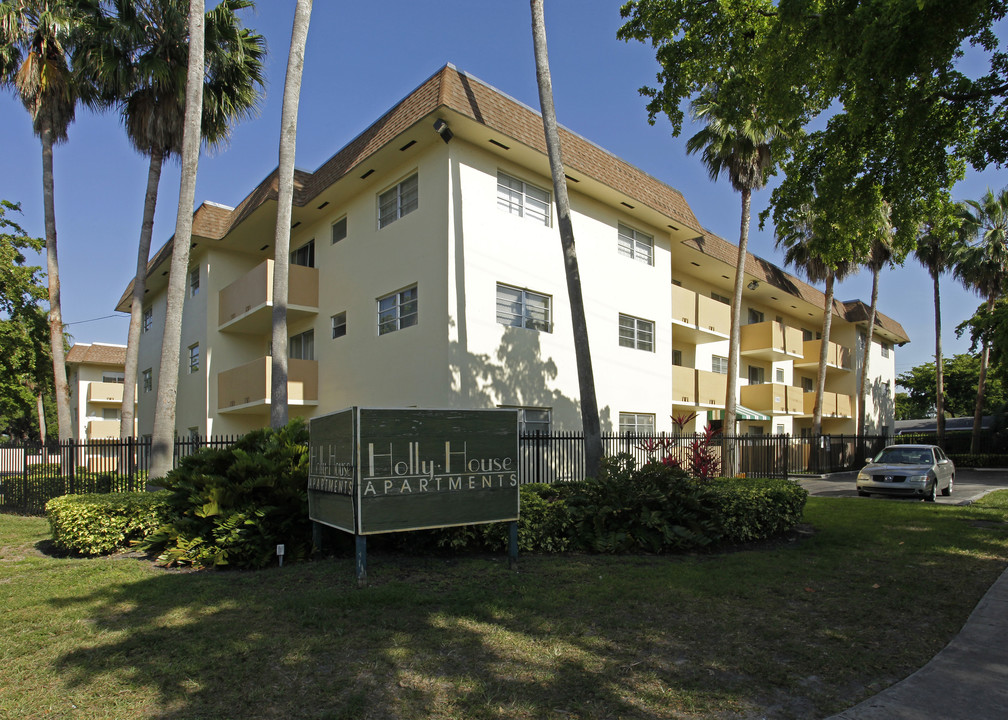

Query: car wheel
[857,490,869,497]
[941,477,953,497]
[925,481,937,502]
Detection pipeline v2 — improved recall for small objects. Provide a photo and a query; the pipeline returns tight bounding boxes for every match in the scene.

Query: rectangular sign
[307,408,356,532]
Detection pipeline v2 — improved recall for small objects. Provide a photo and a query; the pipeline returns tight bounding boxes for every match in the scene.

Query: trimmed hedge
[948,453,1008,468]
[46,491,171,556]
[699,477,808,544]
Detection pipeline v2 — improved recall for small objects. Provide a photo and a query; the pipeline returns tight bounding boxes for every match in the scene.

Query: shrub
[141,419,311,569]
[46,491,171,556]
[948,453,1008,468]
[698,477,808,544]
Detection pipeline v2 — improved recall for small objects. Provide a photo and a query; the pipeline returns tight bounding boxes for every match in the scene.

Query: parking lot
[798,468,1008,505]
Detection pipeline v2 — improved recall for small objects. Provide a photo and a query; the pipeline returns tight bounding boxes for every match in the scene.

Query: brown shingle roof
[65,343,127,367]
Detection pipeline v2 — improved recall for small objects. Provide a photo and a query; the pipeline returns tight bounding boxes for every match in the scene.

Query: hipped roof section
[65,342,127,366]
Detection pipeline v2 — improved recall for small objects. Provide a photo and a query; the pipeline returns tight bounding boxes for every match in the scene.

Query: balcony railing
[671,365,697,406]
[217,357,319,413]
[740,320,804,361]
[86,381,124,405]
[671,285,730,342]
[802,391,853,418]
[696,369,728,408]
[86,419,120,439]
[795,339,852,371]
[740,383,804,415]
[218,259,319,334]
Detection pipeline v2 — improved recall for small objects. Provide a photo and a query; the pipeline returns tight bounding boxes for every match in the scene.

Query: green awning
[710,406,771,422]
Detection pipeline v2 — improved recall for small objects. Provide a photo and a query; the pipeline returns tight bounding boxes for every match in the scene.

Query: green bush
[46,491,171,556]
[698,477,808,544]
[949,453,1008,468]
[141,419,311,569]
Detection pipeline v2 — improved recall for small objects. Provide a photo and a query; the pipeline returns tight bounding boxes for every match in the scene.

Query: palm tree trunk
[969,295,994,454]
[122,148,164,438]
[813,273,834,437]
[270,0,312,430]
[530,0,602,478]
[724,187,750,473]
[40,118,73,441]
[36,391,46,444]
[857,266,879,439]
[150,1,205,482]
[933,270,945,447]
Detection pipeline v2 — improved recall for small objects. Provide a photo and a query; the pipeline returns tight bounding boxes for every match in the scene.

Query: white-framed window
[497,171,550,226]
[103,408,120,421]
[618,313,654,352]
[188,426,199,440]
[776,424,785,434]
[881,342,891,358]
[712,355,729,374]
[142,307,152,333]
[748,365,765,385]
[378,173,419,228]
[776,367,785,383]
[619,412,655,435]
[672,349,683,366]
[378,285,418,335]
[102,372,125,384]
[617,223,654,265]
[748,308,764,324]
[289,329,314,360]
[188,343,199,373]
[331,217,347,244]
[711,291,730,305]
[496,283,552,332]
[189,268,199,297]
[501,406,552,435]
[331,312,347,339]
[142,368,152,393]
[291,239,315,268]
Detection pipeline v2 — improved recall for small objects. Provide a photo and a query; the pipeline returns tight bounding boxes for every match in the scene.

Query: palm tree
[856,202,893,442]
[685,88,783,438]
[0,0,89,441]
[77,0,265,439]
[913,207,965,447]
[955,187,1008,454]
[271,0,312,430]
[529,0,602,477]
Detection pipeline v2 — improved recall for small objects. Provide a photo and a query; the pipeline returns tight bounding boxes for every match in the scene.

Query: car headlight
[857,472,870,482]
[908,474,928,483]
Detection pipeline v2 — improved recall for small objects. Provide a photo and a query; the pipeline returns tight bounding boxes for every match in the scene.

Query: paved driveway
[798,468,1008,505]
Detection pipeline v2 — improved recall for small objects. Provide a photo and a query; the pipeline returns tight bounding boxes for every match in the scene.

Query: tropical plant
[529,0,602,478]
[0,0,94,440]
[955,187,1008,453]
[856,201,893,442]
[270,0,312,429]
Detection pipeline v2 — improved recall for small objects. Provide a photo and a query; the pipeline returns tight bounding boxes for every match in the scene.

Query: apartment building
[65,342,133,439]
[116,64,907,439]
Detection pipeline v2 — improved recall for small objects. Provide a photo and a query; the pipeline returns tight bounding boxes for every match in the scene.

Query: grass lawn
[2,492,1008,720]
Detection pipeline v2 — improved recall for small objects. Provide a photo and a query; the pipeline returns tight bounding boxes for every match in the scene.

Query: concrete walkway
[826,566,1008,719]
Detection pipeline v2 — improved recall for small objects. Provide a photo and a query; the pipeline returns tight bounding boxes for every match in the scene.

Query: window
[102,372,124,384]
[378,173,419,228]
[189,268,199,297]
[618,313,654,352]
[291,239,315,268]
[712,355,729,374]
[504,407,552,435]
[188,427,199,440]
[748,365,765,385]
[496,283,551,332]
[378,285,418,335]
[881,342,891,358]
[289,329,314,361]
[188,343,199,373]
[617,223,654,265]
[619,412,655,435]
[776,367,785,383]
[748,308,764,324]
[711,291,730,305]
[672,349,683,366]
[142,307,152,333]
[102,408,120,421]
[331,217,347,244]
[142,368,152,393]
[331,312,347,339]
[803,329,814,342]
[776,424,785,434]
[801,377,814,392]
[497,171,550,226]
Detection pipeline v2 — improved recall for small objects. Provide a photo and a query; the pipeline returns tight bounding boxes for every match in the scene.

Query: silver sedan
[856,444,955,502]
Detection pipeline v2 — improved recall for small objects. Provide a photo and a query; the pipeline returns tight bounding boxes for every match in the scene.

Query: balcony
[671,365,697,406]
[218,260,319,334]
[740,320,804,361]
[802,391,853,418]
[740,383,804,415]
[795,340,852,372]
[671,285,730,343]
[696,369,727,408]
[86,419,120,439]
[217,357,319,414]
[86,381,124,405]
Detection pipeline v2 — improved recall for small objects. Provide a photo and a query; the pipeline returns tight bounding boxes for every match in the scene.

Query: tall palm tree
[149,0,205,481]
[78,0,265,439]
[0,0,90,441]
[685,88,783,438]
[955,187,1008,454]
[857,202,893,441]
[529,0,602,477]
[913,207,965,447]
[271,0,312,430]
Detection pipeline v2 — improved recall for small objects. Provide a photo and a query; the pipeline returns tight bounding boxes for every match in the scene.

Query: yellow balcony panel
[801,391,853,418]
[217,357,319,414]
[671,365,697,406]
[694,294,730,339]
[795,339,853,372]
[86,381,124,405]
[740,321,804,361]
[696,369,727,408]
[218,260,319,334]
[741,383,804,416]
[86,419,120,439]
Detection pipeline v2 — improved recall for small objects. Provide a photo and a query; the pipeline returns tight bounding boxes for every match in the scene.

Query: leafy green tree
[897,354,1005,420]
[857,202,893,439]
[895,392,927,422]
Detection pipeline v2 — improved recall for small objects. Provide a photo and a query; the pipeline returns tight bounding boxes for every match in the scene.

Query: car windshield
[874,448,933,465]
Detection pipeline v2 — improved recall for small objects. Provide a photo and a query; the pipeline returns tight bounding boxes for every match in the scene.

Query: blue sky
[0,0,1003,378]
